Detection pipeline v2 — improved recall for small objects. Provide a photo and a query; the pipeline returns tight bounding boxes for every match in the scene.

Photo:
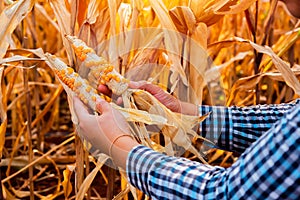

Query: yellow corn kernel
[79,93,85,100]
[104,76,110,82]
[77,46,84,51]
[70,78,75,84]
[60,69,66,74]
[107,73,112,79]
[100,79,106,85]
[85,86,92,93]
[74,81,82,88]
[104,65,113,73]
[67,67,74,75]
[83,98,88,105]
[83,48,92,54]
[79,54,87,61]
[108,65,114,72]
[91,96,97,102]
[104,95,111,102]
[101,73,107,80]
[114,76,120,82]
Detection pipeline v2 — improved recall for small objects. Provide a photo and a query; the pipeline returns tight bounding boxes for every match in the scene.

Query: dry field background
[0,0,299,199]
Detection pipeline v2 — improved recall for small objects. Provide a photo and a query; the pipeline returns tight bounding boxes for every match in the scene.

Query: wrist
[109,134,139,168]
[178,101,199,116]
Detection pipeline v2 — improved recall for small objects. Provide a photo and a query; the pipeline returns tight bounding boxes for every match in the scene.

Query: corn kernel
[101,74,107,80]
[122,78,130,83]
[114,76,120,82]
[104,76,110,82]
[83,48,92,54]
[74,81,82,87]
[86,86,92,92]
[91,96,97,102]
[79,54,87,61]
[105,96,111,102]
[67,67,74,75]
[100,95,105,100]
[70,78,75,84]
[108,65,114,72]
[83,98,88,105]
[100,79,106,85]
[107,74,112,79]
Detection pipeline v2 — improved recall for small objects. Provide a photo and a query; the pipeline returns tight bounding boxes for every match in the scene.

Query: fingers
[96,98,111,114]
[97,84,112,97]
[128,81,146,89]
[129,81,162,95]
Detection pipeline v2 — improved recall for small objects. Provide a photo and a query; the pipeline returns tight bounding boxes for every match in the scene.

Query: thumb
[73,97,90,118]
[96,98,111,114]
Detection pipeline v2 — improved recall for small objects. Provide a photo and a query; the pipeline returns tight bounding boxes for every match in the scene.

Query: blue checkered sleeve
[127,103,300,199]
[199,99,300,153]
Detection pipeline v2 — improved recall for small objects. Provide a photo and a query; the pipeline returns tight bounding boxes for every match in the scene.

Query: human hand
[129,81,182,113]
[98,81,182,113]
[73,97,131,156]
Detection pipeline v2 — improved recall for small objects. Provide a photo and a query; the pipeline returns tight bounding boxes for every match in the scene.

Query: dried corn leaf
[77,0,89,26]
[205,52,249,83]
[0,0,34,58]
[227,69,300,105]
[247,39,300,95]
[76,154,109,200]
[0,67,6,158]
[169,6,196,34]
[213,0,257,15]
[148,0,187,85]
[62,165,74,199]
[49,0,72,62]
[0,55,43,65]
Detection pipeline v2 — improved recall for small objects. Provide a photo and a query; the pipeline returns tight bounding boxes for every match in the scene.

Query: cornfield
[0,0,299,199]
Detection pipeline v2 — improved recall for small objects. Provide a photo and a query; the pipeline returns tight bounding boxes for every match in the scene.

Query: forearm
[126,103,300,199]
[198,99,299,153]
[126,145,225,199]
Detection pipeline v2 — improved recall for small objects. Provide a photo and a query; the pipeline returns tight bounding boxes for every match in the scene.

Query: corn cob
[65,35,129,95]
[45,53,100,111]
[44,53,167,126]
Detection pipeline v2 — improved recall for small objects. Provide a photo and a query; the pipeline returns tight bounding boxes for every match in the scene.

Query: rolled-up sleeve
[127,101,300,199]
[199,99,299,153]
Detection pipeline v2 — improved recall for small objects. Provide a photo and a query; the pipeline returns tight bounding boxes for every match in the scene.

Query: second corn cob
[65,35,129,96]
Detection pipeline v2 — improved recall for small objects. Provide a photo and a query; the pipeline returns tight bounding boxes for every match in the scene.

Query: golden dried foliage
[0,0,299,199]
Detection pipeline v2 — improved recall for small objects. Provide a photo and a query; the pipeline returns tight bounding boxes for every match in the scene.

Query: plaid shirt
[126,99,300,199]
